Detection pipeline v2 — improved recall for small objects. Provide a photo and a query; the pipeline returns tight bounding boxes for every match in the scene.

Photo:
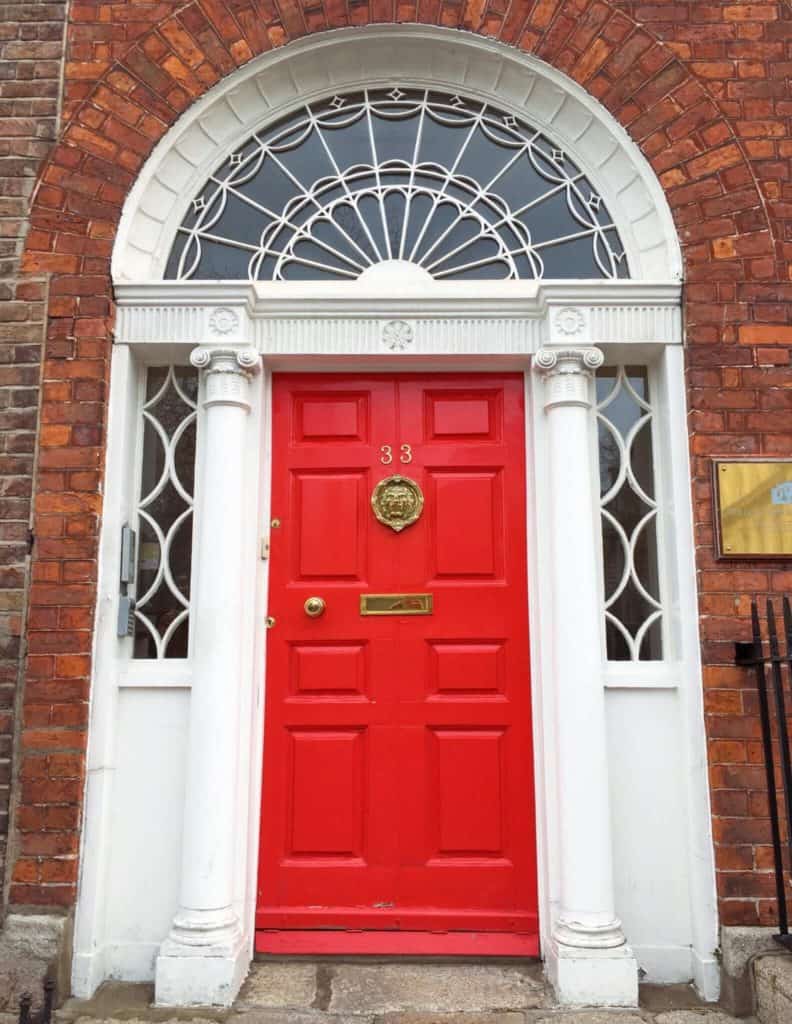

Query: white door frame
[71,23,718,1010]
[72,277,717,1008]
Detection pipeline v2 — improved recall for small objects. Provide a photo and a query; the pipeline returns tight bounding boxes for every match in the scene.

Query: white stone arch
[113,25,682,284]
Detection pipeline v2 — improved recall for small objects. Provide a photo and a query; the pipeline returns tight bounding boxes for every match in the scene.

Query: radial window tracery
[166,88,629,282]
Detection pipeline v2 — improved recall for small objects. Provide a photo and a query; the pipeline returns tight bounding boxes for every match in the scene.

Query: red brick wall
[9,1,792,929]
[0,2,67,906]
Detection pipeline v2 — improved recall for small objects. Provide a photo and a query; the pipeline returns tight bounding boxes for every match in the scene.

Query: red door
[256,373,537,955]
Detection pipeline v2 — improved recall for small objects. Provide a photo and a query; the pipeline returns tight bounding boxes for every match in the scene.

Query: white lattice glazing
[133,366,198,659]
[166,88,629,283]
[597,366,663,661]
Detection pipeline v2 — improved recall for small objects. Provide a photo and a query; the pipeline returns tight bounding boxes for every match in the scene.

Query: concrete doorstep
[50,962,755,1024]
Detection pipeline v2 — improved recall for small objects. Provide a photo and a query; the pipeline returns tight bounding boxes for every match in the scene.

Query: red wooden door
[256,373,537,955]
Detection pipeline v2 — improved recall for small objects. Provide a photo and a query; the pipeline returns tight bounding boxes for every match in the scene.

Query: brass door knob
[304,596,326,618]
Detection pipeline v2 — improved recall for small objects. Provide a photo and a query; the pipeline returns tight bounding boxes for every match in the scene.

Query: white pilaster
[533,347,639,1007]
[155,346,261,1007]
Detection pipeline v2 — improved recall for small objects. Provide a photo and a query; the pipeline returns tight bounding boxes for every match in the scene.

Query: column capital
[533,347,604,410]
[190,346,261,410]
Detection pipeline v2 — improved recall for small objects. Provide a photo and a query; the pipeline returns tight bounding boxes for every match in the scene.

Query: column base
[155,932,249,1006]
[547,939,639,1007]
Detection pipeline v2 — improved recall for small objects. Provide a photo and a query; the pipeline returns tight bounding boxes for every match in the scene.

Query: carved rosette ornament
[553,306,586,338]
[190,346,261,410]
[533,347,604,410]
[208,306,241,336]
[382,320,414,351]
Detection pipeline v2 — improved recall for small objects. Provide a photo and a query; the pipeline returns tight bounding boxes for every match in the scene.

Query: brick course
[0,1,67,906]
[6,0,792,929]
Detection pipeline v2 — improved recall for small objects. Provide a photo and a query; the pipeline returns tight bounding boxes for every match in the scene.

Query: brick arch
[25,4,774,290]
[11,1,790,937]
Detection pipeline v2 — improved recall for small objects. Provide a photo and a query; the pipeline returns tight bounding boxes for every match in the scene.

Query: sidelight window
[132,365,198,659]
[596,365,663,661]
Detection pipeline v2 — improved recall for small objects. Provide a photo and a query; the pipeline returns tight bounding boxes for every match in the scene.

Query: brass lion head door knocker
[371,475,424,533]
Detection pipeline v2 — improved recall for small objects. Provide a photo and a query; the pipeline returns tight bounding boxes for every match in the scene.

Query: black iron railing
[735,598,792,950]
[18,978,54,1024]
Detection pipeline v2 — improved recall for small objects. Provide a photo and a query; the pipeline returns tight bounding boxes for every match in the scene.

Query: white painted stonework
[73,25,718,1010]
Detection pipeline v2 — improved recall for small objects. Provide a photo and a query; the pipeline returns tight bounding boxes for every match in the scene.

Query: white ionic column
[155,346,260,1007]
[534,347,638,1007]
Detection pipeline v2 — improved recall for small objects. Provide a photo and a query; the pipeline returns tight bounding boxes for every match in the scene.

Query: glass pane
[133,366,198,660]
[165,89,630,282]
[597,365,663,662]
[605,619,631,661]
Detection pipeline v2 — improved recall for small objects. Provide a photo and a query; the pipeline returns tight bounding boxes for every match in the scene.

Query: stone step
[55,963,755,1024]
[754,954,792,1024]
[237,961,548,1015]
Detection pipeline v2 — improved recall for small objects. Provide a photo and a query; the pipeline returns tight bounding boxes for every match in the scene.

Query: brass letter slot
[360,593,433,616]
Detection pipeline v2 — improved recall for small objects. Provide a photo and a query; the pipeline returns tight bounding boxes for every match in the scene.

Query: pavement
[47,961,754,1024]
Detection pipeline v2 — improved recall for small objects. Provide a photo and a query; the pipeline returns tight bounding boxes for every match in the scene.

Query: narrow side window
[133,365,198,659]
[597,365,663,661]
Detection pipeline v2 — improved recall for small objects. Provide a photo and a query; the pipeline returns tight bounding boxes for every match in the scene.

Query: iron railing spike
[741,599,789,936]
[766,597,792,917]
[737,597,792,943]
[17,978,54,1024]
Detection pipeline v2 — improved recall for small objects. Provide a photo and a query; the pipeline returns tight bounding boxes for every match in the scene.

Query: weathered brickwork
[6,1,792,930]
[0,2,67,904]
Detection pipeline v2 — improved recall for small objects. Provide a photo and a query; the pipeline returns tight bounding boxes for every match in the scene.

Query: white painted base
[155,938,250,1007]
[629,943,718,1001]
[71,951,104,1000]
[692,948,721,1003]
[633,944,694,984]
[548,940,639,1007]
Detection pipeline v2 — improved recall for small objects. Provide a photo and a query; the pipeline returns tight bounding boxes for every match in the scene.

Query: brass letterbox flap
[360,593,433,616]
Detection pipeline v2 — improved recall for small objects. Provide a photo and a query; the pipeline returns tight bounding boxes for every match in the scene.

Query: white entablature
[113,280,682,354]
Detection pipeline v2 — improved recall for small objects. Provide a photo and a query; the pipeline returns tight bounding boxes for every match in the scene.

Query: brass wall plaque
[360,593,433,616]
[716,460,792,558]
[371,475,424,533]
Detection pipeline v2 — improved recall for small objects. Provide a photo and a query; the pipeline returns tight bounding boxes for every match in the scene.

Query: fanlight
[166,88,629,282]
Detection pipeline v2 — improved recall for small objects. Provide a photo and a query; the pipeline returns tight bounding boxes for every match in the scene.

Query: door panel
[430,470,501,577]
[288,728,366,857]
[257,373,537,953]
[431,727,505,855]
[295,472,366,579]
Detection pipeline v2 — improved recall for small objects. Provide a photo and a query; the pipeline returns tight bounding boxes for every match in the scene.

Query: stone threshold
[52,962,752,1024]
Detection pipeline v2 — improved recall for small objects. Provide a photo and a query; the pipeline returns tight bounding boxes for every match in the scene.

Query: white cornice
[114,280,682,318]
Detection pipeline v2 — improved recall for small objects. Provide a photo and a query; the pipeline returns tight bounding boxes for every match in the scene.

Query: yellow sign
[716,461,792,557]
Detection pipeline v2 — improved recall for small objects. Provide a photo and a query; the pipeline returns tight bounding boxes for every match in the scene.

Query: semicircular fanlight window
[165,88,629,282]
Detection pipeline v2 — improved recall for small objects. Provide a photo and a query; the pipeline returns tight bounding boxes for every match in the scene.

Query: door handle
[304,596,326,618]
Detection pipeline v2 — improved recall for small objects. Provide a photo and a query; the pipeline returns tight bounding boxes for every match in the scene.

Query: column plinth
[155,346,260,1007]
[534,347,638,1007]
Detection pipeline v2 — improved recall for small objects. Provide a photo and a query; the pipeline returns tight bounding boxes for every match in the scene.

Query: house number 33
[380,444,413,465]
